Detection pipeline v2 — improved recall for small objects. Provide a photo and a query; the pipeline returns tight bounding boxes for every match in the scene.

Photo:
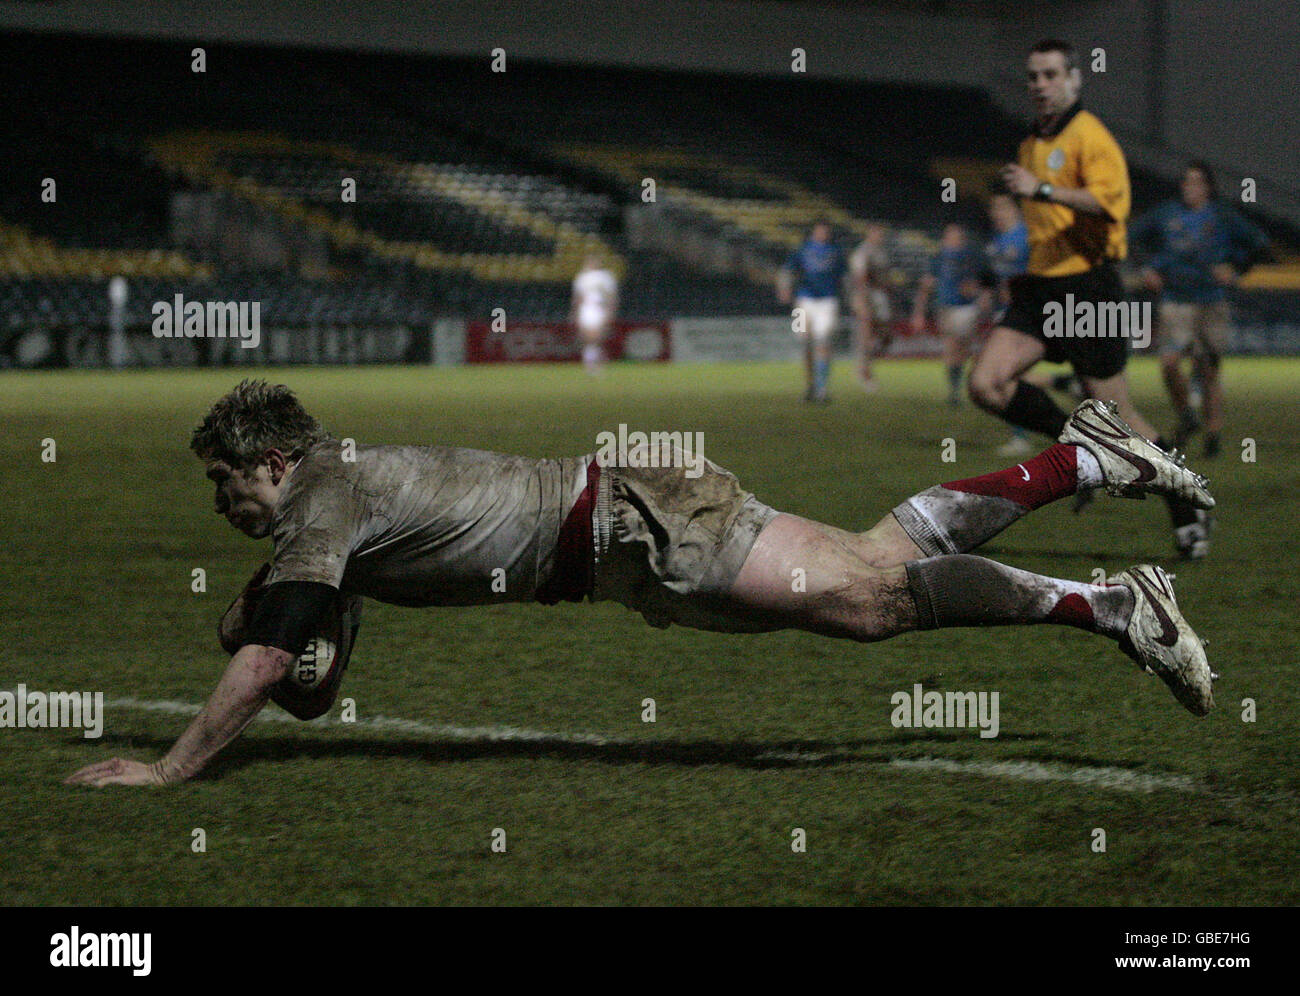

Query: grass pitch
[1,357,1297,905]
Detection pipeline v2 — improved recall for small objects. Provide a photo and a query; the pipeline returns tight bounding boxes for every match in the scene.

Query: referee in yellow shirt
[967,38,1211,558]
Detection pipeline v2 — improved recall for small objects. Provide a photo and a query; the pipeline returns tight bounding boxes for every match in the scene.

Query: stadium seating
[0,32,1291,342]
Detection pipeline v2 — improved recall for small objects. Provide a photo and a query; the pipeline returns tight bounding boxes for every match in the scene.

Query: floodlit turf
[1,357,1297,905]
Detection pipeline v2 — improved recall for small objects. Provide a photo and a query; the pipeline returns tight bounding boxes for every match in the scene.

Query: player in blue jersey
[985,195,1038,457]
[986,193,1030,293]
[911,223,989,405]
[778,221,847,403]
[1130,161,1269,460]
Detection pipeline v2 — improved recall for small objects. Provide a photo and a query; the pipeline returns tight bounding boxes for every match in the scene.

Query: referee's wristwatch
[1033,181,1054,202]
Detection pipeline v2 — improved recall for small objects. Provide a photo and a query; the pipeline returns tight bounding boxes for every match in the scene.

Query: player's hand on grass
[64,757,166,788]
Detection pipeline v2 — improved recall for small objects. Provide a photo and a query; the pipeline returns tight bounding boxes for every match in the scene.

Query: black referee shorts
[1001,261,1130,379]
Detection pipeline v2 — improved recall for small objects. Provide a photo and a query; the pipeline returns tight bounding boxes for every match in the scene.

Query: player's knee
[966,370,1005,410]
[839,568,905,643]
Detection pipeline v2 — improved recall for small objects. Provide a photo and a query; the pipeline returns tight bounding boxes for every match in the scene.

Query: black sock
[1051,373,1076,392]
[997,381,1070,438]
[1164,495,1201,528]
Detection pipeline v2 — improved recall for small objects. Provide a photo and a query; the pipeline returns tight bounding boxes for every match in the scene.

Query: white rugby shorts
[793,296,840,342]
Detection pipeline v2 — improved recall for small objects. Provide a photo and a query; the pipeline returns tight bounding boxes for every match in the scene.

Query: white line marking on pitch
[93,694,1200,794]
[887,756,1199,795]
[103,696,613,744]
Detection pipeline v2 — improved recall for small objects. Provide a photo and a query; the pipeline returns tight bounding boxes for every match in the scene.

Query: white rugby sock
[1075,446,1104,490]
[905,555,1134,639]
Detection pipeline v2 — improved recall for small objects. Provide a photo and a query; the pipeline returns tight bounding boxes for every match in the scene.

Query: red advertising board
[464,320,671,363]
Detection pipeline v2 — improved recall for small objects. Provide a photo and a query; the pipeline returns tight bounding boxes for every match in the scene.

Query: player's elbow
[1083,192,1117,220]
[235,643,295,690]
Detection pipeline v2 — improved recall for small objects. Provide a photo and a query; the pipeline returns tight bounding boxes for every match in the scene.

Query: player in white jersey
[571,255,619,375]
[66,381,1220,787]
[848,223,892,394]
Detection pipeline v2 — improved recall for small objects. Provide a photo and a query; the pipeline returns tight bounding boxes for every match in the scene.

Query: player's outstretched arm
[64,643,293,788]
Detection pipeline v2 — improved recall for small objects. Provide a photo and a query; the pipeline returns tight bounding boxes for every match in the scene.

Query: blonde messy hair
[190,379,329,470]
